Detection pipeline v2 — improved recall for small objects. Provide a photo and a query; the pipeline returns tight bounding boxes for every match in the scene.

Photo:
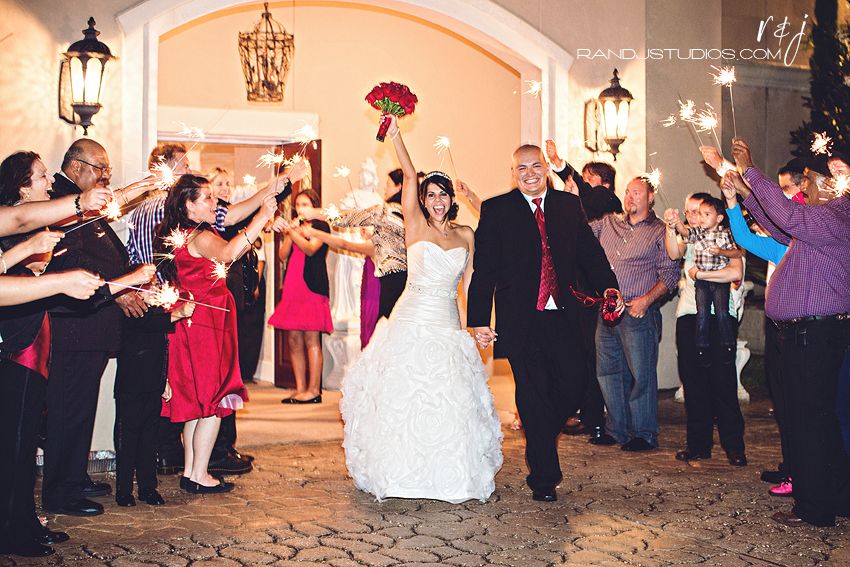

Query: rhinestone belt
[406,282,458,299]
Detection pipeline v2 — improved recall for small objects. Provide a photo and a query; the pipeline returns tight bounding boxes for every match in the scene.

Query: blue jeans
[694,280,736,349]
[595,305,662,446]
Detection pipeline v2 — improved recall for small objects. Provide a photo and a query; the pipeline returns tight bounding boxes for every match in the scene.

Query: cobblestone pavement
[5,394,848,566]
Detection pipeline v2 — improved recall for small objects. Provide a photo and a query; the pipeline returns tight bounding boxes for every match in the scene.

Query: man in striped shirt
[589,177,680,452]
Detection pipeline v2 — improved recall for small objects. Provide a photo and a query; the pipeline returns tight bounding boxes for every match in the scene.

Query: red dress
[162,244,248,422]
[268,245,333,333]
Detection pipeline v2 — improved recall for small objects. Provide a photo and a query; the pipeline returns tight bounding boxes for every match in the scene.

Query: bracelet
[390,130,400,140]
[74,195,84,217]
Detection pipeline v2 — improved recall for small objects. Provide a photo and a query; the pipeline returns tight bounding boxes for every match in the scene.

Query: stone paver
[2,393,847,566]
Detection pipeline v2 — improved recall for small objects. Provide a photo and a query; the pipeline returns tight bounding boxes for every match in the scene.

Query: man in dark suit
[468,144,622,502]
[43,139,151,516]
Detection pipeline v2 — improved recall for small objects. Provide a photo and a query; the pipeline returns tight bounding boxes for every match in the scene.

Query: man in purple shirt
[590,177,680,451]
[729,138,850,528]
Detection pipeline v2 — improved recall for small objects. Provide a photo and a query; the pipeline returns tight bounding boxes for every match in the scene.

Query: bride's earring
[19,188,31,202]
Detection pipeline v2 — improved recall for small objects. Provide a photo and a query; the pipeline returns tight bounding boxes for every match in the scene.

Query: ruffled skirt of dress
[340,317,503,503]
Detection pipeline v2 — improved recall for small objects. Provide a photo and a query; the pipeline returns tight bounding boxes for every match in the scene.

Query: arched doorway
[116,0,574,173]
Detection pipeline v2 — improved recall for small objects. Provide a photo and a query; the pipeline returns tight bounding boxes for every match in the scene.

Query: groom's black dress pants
[507,310,583,492]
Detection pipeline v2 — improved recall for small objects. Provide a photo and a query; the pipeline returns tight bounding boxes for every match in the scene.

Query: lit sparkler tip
[710,65,737,87]
[257,150,286,168]
[150,282,180,309]
[333,165,351,178]
[811,132,833,156]
[163,228,190,250]
[693,108,718,132]
[323,203,341,223]
[678,99,696,121]
[661,114,677,128]
[242,174,256,186]
[524,80,543,98]
[434,136,451,153]
[644,168,662,189]
[210,259,229,282]
[293,125,318,144]
[832,173,850,196]
[176,121,205,140]
[152,159,177,191]
[102,199,122,221]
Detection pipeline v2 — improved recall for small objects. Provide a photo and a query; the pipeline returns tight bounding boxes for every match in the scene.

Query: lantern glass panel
[616,100,630,139]
[84,58,103,104]
[70,57,85,102]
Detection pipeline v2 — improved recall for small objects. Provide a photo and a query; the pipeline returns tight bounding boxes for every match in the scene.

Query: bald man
[42,139,145,517]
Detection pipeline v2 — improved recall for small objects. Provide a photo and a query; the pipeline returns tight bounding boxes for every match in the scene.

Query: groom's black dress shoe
[115,493,136,507]
[82,478,112,498]
[37,529,69,545]
[43,498,104,516]
[139,490,166,505]
[621,438,655,452]
[675,449,711,462]
[588,430,618,446]
[532,488,557,502]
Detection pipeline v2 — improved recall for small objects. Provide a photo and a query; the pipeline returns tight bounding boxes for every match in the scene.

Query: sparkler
[163,228,191,250]
[333,165,355,194]
[242,174,256,186]
[829,173,850,198]
[257,150,286,169]
[711,65,738,138]
[102,198,122,221]
[176,122,206,141]
[811,132,833,156]
[104,281,229,312]
[524,80,543,98]
[323,203,342,224]
[210,258,229,282]
[693,104,722,149]
[661,114,677,128]
[151,159,177,192]
[645,168,662,190]
[434,136,458,178]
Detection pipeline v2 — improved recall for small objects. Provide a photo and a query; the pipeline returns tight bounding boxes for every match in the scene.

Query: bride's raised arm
[385,115,425,240]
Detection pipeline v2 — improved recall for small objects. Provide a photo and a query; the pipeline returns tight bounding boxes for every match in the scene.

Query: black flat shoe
[115,493,136,507]
[282,395,322,404]
[231,449,255,463]
[185,479,235,494]
[37,530,69,545]
[0,541,54,557]
[760,469,786,484]
[208,454,252,475]
[179,476,191,491]
[138,490,165,505]
[675,449,711,462]
[532,488,557,502]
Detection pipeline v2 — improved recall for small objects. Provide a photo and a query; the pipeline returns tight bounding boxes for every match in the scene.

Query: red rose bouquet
[365,81,418,141]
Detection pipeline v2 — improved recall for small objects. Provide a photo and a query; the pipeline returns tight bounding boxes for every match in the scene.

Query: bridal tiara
[422,171,452,183]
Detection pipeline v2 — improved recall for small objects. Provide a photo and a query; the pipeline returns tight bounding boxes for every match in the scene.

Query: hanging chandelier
[238,2,295,102]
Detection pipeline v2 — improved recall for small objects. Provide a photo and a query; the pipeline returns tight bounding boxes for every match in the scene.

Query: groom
[468,144,622,502]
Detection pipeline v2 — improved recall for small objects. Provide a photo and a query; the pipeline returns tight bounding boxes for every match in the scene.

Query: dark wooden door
[273,140,323,389]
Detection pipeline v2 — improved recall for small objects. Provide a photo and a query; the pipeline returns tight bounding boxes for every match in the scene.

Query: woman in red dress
[156,174,276,494]
[268,190,333,403]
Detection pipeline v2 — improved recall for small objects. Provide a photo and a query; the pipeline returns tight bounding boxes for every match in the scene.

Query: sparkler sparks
[678,99,696,122]
[293,125,318,146]
[811,132,833,156]
[148,282,180,309]
[710,65,737,87]
[242,174,256,186]
[333,165,351,178]
[434,136,452,154]
[661,114,677,128]
[692,108,718,133]
[176,122,206,140]
[644,168,662,190]
[524,80,543,98]
[257,150,286,168]
[210,259,229,282]
[151,160,177,191]
[830,173,850,197]
[163,228,190,250]
[323,204,341,224]
[102,199,122,221]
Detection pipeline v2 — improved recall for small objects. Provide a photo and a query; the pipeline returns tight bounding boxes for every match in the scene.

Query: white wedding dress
[340,240,503,503]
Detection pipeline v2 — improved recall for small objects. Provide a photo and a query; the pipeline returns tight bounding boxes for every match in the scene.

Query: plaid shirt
[687,226,735,271]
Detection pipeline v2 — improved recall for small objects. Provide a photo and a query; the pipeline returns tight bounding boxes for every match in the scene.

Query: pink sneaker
[769,479,793,497]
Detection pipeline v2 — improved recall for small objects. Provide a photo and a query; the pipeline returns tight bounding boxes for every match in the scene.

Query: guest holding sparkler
[268,189,333,404]
[155,174,276,493]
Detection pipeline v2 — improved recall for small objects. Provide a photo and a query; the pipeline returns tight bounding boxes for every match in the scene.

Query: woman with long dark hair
[155,174,276,494]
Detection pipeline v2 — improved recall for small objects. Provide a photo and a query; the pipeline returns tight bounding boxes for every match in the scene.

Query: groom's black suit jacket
[467,188,618,358]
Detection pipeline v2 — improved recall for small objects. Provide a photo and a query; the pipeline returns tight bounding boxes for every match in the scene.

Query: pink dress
[162,245,248,422]
[268,245,333,333]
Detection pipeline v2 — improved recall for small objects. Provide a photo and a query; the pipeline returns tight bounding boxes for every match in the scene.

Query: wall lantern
[238,2,295,102]
[58,18,115,135]
[584,69,633,160]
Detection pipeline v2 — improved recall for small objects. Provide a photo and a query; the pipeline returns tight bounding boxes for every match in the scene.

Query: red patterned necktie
[533,197,559,310]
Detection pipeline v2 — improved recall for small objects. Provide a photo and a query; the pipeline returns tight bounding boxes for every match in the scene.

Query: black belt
[772,314,850,330]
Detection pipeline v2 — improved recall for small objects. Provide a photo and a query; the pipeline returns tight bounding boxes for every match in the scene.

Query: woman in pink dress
[268,189,333,404]
[156,174,276,494]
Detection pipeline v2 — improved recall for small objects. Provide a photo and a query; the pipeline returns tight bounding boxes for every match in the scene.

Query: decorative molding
[735,63,809,93]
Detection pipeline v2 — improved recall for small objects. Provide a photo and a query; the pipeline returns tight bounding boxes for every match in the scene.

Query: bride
[340,115,503,503]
